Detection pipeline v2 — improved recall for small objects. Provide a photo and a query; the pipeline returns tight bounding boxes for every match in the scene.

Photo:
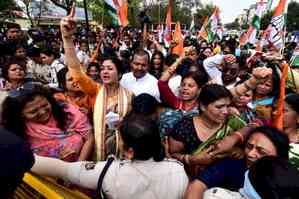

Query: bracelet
[234,131,244,144]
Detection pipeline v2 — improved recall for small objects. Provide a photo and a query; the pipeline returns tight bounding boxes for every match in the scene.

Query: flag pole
[281,13,287,56]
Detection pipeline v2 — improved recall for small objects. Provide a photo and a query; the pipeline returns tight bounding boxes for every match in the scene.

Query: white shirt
[225,78,240,90]
[26,59,51,84]
[48,59,65,88]
[120,72,160,102]
[169,75,182,97]
[77,50,90,67]
[32,156,188,199]
[203,54,224,85]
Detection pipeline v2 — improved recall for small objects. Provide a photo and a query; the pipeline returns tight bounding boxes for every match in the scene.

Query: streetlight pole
[158,0,161,25]
[83,0,90,52]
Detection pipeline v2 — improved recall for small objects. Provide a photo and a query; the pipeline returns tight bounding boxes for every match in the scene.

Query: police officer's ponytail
[120,112,165,162]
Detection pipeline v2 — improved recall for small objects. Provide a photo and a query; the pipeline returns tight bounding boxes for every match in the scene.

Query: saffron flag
[264,0,287,50]
[90,42,101,63]
[172,22,184,56]
[104,0,128,27]
[199,7,221,43]
[273,63,288,130]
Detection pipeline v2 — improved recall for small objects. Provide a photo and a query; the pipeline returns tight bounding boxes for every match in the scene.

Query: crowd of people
[1,8,299,199]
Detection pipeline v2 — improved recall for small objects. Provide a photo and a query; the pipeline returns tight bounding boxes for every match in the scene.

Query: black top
[171,117,203,154]
[0,127,34,196]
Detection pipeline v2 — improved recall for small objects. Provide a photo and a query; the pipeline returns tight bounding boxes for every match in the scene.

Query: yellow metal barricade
[13,173,90,199]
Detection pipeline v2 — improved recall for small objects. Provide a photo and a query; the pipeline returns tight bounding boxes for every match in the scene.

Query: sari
[26,104,92,162]
[192,115,247,155]
[93,85,132,160]
[69,68,133,160]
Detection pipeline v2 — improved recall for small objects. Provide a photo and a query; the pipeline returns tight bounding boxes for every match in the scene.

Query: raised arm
[158,56,184,109]
[60,7,81,72]
[230,66,272,98]
[60,6,99,96]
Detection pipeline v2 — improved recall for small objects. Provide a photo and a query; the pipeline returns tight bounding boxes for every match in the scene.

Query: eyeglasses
[8,82,44,98]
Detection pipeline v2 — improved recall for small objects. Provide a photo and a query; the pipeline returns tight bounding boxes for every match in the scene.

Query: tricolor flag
[264,0,287,50]
[239,2,265,46]
[172,22,184,56]
[198,6,221,43]
[104,0,128,27]
[164,0,173,46]
[267,0,273,10]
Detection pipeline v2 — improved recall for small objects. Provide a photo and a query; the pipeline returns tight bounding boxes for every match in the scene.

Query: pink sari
[26,104,91,162]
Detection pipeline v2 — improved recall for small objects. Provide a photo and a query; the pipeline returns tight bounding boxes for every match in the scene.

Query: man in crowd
[120,49,161,101]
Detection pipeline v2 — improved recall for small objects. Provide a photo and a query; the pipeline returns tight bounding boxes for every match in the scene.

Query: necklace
[194,116,222,141]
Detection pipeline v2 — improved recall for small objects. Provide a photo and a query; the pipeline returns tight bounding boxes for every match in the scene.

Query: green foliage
[146,0,192,28]
[0,0,17,22]
[260,1,299,32]
[287,1,299,32]
[225,19,240,30]
[260,10,274,30]
[0,0,15,12]
[48,0,74,14]
[194,3,214,28]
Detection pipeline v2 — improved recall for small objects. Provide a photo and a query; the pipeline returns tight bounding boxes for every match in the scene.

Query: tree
[76,0,143,27]
[77,0,108,25]
[48,0,74,14]
[287,1,299,32]
[225,19,240,30]
[260,10,274,30]
[194,3,214,29]
[21,0,49,27]
[145,0,192,27]
[0,0,17,22]
[0,0,16,12]
[172,1,192,26]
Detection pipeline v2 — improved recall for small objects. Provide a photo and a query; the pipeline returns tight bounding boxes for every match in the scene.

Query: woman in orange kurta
[60,11,132,160]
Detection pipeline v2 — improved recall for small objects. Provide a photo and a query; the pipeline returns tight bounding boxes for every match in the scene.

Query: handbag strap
[95,156,115,199]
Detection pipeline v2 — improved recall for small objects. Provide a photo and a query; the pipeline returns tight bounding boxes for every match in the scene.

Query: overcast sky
[208,0,290,23]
